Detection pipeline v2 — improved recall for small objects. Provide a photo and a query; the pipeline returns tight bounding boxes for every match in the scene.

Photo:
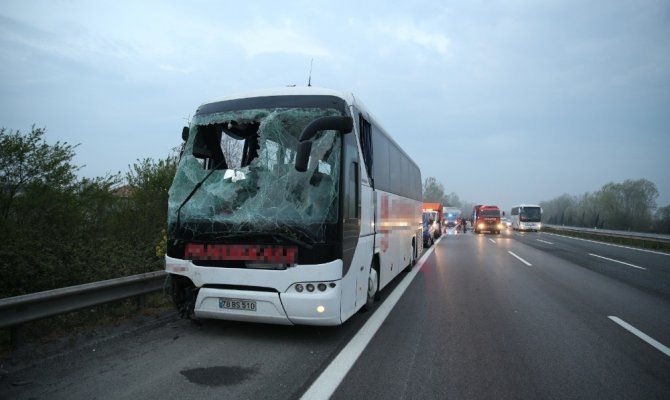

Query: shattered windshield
[168,106,342,244]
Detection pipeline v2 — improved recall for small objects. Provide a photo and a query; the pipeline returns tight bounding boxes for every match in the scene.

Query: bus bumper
[194,287,343,326]
[195,288,292,325]
[167,256,345,326]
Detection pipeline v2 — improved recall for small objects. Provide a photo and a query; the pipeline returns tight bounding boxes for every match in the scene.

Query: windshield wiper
[270,232,313,249]
[175,159,226,234]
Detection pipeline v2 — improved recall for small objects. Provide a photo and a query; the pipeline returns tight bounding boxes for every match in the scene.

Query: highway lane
[511,230,670,309]
[331,232,670,399]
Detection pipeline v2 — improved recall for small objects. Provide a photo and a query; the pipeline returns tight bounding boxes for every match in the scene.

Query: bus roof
[199,86,355,110]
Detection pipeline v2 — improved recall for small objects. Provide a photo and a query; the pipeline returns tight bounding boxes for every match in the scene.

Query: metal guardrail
[543,225,670,249]
[0,270,168,335]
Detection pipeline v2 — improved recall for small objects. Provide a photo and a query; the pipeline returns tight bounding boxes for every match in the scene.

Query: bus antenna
[308,58,313,87]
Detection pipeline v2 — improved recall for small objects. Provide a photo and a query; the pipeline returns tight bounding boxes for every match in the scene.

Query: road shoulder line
[300,238,437,399]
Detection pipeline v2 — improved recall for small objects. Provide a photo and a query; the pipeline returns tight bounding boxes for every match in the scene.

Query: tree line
[0,126,176,298]
[422,175,670,233]
[422,176,476,216]
[539,179,670,233]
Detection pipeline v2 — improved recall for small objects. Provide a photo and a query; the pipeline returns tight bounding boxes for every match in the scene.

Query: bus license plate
[219,298,257,312]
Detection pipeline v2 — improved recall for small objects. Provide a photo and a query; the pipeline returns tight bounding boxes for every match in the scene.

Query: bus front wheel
[363,266,379,312]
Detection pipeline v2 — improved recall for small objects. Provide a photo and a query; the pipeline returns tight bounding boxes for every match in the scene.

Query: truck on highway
[423,202,442,239]
[473,205,503,234]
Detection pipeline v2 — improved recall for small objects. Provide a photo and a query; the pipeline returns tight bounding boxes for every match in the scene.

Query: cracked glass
[168,106,342,245]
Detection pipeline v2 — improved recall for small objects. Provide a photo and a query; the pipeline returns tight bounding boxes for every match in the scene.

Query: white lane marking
[508,251,532,266]
[537,239,554,245]
[489,238,497,244]
[588,253,646,270]
[543,232,670,256]
[608,316,670,357]
[300,238,436,400]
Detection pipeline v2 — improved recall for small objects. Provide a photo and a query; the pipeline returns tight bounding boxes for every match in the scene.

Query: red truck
[473,205,503,234]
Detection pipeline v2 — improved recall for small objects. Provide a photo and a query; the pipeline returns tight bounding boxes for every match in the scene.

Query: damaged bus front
[166,89,354,325]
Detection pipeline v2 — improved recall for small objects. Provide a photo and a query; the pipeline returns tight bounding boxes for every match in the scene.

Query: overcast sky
[1,0,668,212]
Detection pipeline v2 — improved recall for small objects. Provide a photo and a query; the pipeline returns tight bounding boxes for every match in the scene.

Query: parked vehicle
[165,87,423,326]
[423,202,442,239]
[423,211,437,246]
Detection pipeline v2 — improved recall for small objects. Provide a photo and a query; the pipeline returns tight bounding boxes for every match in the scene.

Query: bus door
[341,127,363,312]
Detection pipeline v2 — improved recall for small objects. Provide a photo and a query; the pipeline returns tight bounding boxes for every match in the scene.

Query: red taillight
[185,243,298,264]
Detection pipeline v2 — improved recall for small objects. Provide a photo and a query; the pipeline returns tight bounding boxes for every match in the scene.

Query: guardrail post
[136,294,146,309]
[10,325,22,349]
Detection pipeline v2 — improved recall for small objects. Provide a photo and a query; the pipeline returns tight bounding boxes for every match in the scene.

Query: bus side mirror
[295,116,353,172]
[182,126,189,142]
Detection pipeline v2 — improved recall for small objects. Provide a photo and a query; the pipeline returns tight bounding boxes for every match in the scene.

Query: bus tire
[363,265,379,312]
[411,240,417,266]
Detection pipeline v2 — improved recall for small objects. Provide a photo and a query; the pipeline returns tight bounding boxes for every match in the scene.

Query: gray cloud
[0,0,668,210]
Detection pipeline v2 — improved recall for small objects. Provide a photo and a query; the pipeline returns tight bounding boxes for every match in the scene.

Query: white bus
[510,204,542,231]
[165,87,423,326]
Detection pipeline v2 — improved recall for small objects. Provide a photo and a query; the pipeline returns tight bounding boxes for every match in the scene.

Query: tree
[596,179,657,230]
[539,179,660,232]
[0,126,79,219]
[423,177,445,202]
[443,192,462,208]
[653,205,670,233]
[0,126,181,297]
[540,194,575,225]
[118,156,178,270]
[0,126,84,296]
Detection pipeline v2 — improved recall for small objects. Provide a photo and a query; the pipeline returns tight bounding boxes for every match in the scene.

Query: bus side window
[359,115,373,185]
